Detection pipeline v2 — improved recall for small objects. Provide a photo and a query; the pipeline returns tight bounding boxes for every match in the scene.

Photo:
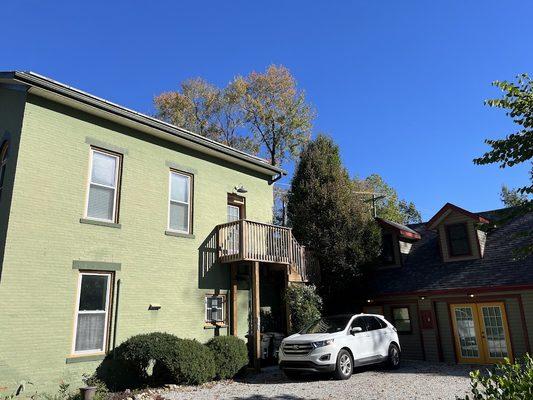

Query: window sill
[204,323,228,329]
[165,230,195,239]
[65,353,106,364]
[80,218,121,229]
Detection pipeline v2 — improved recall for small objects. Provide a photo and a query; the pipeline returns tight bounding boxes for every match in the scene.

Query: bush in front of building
[159,338,216,385]
[284,284,322,334]
[206,336,249,379]
[110,332,216,387]
[459,354,533,399]
[114,332,180,385]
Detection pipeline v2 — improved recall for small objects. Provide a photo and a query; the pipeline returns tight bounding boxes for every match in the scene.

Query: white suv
[278,314,401,380]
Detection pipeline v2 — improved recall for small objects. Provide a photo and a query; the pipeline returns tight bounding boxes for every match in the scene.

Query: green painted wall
[0,85,27,281]
[0,94,274,392]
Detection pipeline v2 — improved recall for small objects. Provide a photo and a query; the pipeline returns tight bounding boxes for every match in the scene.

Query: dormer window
[382,234,396,265]
[446,223,471,257]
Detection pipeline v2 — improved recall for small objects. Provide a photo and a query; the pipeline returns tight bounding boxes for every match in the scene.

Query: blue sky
[3,1,532,219]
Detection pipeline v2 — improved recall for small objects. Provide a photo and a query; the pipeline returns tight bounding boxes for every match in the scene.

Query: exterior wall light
[366,299,373,303]
[468,294,475,298]
[234,185,248,194]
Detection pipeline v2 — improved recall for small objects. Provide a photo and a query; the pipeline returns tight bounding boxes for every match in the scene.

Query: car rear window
[365,316,385,331]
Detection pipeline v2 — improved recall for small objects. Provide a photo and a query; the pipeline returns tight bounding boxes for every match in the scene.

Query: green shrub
[160,338,216,385]
[284,284,322,334]
[114,332,180,385]
[206,336,249,379]
[459,354,533,399]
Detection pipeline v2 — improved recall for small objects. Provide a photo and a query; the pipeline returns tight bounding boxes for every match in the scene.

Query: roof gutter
[0,71,286,179]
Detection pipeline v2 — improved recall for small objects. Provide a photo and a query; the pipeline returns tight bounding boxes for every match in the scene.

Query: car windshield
[300,316,351,334]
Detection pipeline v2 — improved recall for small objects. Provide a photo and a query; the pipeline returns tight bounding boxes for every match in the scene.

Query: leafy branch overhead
[154,65,314,167]
[474,73,533,196]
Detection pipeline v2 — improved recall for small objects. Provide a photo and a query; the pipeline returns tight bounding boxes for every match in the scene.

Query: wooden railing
[217,220,311,281]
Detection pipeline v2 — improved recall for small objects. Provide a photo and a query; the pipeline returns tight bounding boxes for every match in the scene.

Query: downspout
[112,279,121,357]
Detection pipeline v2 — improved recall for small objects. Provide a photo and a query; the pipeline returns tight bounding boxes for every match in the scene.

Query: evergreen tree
[287,135,381,311]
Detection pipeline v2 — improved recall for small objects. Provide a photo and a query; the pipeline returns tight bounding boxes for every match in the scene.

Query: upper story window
[86,148,121,222]
[0,141,9,200]
[446,223,471,257]
[168,170,192,233]
[382,233,395,265]
[73,272,112,354]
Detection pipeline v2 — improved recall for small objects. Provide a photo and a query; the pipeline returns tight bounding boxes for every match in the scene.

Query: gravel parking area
[162,360,474,400]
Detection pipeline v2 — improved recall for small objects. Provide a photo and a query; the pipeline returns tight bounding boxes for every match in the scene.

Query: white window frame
[167,170,192,234]
[227,204,240,222]
[205,294,225,323]
[85,148,121,223]
[72,271,112,355]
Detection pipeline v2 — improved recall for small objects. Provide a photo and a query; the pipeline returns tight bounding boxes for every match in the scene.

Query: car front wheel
[387,343,401,369]
[333,349,353,380]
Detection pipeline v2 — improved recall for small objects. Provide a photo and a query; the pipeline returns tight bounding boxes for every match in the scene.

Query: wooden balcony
[216,220,316,282]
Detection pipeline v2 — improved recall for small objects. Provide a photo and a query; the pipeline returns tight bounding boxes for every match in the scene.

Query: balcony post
[239,220,245,259]
[251,261,261,371]
[230,263,238,336]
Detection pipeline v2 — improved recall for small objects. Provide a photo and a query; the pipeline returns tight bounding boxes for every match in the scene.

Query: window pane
[393,307,409,320]
[169,202,189,232]
[451,239,469,256]
[79,275,109,311]
[227,205,240,222]
[170,173,189,203]
[448,224,470,256]
[395,320,411,332]
[75,313,105,351]
[88,185,115,220]
[91,151,117,187]
[382,234,395,264]
[351,317,366,331]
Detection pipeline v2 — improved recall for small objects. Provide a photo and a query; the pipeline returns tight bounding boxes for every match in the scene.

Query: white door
[347,316,373,360]
[226,205,241,255]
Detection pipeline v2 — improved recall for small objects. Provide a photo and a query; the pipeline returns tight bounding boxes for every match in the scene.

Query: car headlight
[312,339,334,348]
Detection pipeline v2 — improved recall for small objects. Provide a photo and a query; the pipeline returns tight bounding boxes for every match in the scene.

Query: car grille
[282,342,313,355]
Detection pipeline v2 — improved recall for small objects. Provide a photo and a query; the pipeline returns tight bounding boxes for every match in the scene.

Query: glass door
[450,304,485,364]
[450,302,512,364]
[478,303,512,363]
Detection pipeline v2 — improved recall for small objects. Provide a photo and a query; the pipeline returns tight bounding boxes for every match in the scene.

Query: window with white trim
[73,272,112,354]
[168,170,192,233]
[205,295,225,323]
[86,148,121,222]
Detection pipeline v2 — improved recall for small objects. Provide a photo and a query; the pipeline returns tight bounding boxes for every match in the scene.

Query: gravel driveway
[162,360,474,400]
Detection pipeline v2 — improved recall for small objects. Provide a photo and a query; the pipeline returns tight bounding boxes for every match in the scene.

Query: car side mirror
[350,326,363,335]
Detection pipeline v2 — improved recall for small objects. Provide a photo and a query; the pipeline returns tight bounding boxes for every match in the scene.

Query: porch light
[420,296,425,300]
[468,294,475,298]
[234,185,247,194]
[366,299,373,303]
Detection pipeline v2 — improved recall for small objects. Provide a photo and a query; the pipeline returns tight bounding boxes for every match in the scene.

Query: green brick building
[0,72,309,392]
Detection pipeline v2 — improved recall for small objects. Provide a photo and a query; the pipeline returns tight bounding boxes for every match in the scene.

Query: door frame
[227,193,246,219]
[450,302,513,364]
